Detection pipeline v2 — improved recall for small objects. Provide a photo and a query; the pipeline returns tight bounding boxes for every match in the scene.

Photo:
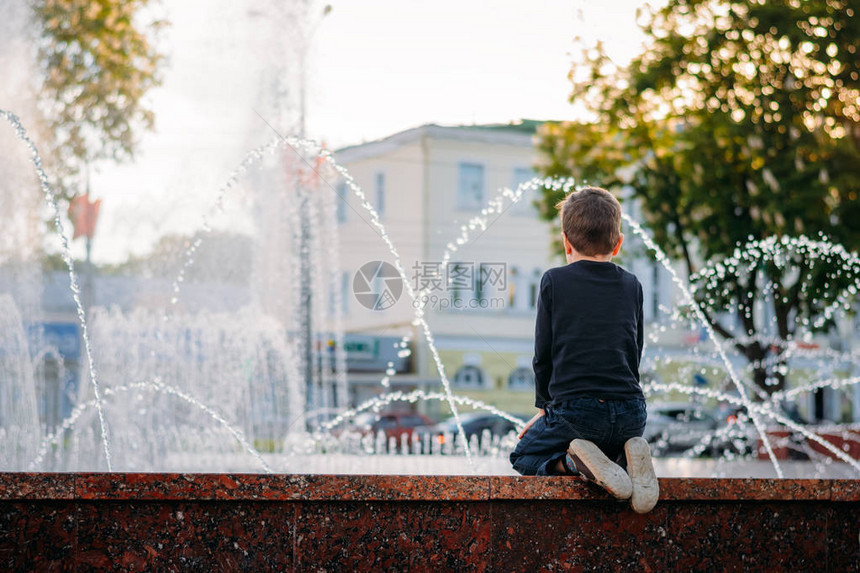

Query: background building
[333,121,681,416]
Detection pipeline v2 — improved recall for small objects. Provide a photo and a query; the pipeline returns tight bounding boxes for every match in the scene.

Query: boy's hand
[518,409,545,439]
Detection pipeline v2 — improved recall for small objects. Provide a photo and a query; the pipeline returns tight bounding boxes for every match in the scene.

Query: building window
[457,163,485,210]
[336,182,347,223]
[508,266,519,310]
[454,365,486,388]
[508,367,534,390]
[474,268,484,304]
[528,269,541,309]
[328,279,336,316]
[375,172,385,217]
[511,167,535,216]
[448,262,472,306]
[341,271,350,315]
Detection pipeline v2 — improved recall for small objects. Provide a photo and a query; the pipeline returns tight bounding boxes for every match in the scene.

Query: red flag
[68,194,101,240]
[287,144,328,189]
[312,142,327,185]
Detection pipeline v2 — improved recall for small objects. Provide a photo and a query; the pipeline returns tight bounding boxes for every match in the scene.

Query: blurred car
[643,402,719,452]
[416,412,525,450]
[304,409,343,433]
[711,399,810,458]
[369,411,435,441]
[333,411,377,436]
[715,399,807,426]
[332,411,433,442]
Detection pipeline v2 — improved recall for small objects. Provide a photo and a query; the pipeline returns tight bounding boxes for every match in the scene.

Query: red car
[370,411,435,441]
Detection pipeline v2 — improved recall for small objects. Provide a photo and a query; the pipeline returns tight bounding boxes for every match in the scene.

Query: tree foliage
[42,231,255,285]
[34,0,165,195]
[106,231,255,284]
[537,0,860,393]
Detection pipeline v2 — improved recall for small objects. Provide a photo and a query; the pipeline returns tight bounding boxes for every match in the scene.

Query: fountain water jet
[0,109,113,470]
[1,108,859,478]
[621,213,786,477]
[27,379,272,473]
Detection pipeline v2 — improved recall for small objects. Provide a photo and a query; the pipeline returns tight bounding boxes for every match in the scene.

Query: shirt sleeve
[532,271,553,408]
[636,280,644,363]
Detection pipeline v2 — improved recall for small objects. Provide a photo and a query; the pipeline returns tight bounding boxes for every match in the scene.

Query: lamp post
[297,3,331,414]
[67,166,101,313]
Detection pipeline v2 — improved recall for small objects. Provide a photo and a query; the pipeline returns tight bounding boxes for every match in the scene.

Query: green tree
[108,231,255,285]
[34,0,166,196]
[537,0,860,394]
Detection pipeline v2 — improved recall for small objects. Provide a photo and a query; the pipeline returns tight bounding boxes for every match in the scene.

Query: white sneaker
[624,437,659,513]
[568,439,633,500]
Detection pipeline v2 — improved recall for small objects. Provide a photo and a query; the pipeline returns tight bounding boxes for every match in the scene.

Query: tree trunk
[742,341,772,398]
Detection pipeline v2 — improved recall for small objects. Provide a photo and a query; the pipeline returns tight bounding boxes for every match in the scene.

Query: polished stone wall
[1,473,858,571]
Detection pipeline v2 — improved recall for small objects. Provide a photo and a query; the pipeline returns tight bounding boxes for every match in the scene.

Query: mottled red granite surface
[3,473,856,502]
[1,473,858,571]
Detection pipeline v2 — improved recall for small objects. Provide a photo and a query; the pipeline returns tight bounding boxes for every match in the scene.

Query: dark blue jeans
[510,396,647,476]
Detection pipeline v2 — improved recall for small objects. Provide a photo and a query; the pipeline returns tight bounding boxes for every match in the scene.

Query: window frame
[457,162,486,211]
[375,171,386,217]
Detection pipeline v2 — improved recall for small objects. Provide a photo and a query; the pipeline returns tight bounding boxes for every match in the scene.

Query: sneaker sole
[625,437,659,513]
[568,439,633,500]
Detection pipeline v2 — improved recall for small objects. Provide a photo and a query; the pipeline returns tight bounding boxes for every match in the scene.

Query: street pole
[83,165,94,315]
[299,186,314,415]
[298,3,331,418]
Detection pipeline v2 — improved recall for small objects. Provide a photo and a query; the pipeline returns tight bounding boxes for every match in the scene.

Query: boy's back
[533,260,644,408]
[511,185,658,514]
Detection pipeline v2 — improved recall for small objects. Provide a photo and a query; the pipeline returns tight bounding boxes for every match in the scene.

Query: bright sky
[310,0,653,144]
[77,0,653,263]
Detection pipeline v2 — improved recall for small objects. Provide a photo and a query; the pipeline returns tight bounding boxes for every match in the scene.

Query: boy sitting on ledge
[510,186,658,514]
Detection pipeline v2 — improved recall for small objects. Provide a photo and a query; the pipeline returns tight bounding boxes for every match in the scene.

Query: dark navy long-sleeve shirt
[533,260,644,408]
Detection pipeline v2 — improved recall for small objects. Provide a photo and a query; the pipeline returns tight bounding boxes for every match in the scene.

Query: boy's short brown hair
[555,186,622,256]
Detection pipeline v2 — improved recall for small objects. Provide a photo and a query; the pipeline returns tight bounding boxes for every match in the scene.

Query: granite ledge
[0,473,857,502]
